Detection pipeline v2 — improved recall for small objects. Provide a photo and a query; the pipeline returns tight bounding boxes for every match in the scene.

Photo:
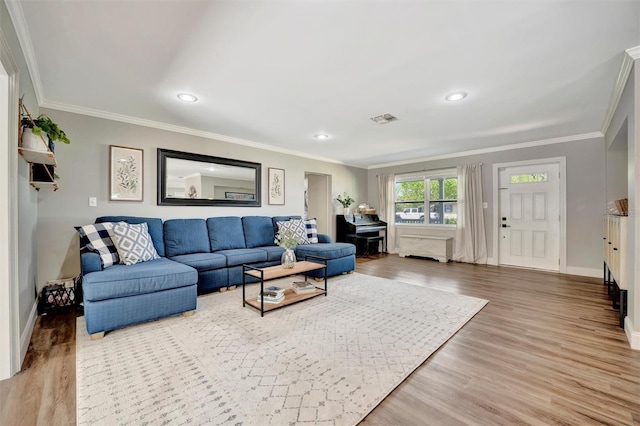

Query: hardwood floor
[1,254,639,425]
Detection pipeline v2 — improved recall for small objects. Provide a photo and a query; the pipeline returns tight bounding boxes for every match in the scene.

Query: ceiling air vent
[370,113,398,124]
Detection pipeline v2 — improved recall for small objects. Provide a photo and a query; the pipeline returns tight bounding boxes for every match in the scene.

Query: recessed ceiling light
[314,134,330,140]
[177,93,198,102]
[445,92,467,102]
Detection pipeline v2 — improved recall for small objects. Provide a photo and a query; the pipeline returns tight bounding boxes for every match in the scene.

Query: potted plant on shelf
[21,114,71,153]
[336,192,355,215]
[274,227,305,269]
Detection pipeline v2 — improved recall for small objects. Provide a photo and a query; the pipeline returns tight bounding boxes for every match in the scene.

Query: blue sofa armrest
[317,234,332,243]
[81,252,102,275]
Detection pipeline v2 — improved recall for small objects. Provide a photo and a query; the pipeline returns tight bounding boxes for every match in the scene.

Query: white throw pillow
[110,222,160,265]
[276,219,310,245]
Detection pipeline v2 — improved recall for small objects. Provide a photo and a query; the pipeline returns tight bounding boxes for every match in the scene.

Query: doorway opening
[305,173,332,238]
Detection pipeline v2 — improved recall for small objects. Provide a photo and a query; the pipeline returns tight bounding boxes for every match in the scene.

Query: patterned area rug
[76,273,488,425]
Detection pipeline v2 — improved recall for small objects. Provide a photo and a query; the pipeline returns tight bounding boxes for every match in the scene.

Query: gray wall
[1,0,39,337]
[605,60,637,332]
[35,109,368,291]
[368,136,606,272]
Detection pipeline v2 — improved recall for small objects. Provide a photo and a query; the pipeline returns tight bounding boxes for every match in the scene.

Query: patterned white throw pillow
[75,223,120,268]
[110,222,160,265]
[305,218,319,244]
[277,219,310,245]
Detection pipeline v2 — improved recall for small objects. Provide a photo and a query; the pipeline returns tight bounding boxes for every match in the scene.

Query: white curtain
[377,174,396,253]
[454,163,487,264]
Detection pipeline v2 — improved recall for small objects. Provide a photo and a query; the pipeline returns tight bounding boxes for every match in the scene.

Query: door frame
[492,157,567,273]
[0,28,20,379]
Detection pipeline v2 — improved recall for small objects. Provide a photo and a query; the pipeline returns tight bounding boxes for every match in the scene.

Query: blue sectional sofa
[79,215,355,338]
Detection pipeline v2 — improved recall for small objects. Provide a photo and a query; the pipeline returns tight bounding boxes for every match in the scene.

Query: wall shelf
[18,147,57,166]
[29,163,58,191]
[18,99,59,191]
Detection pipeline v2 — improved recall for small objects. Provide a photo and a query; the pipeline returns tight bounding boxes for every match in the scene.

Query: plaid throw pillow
[276,219,310,245]
[305,218,319,244]
[75,223,120,268]
[111,222,160,265]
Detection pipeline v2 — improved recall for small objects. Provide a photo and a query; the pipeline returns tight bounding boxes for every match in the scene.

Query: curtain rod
[376,162,483,177]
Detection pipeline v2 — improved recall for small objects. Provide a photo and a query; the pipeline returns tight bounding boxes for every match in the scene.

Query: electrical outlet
[482,202,488,208]
[89,197,97,207]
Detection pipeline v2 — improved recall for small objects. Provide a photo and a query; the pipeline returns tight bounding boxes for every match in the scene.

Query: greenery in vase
[335,192,355,208]
[274,228,304,250]
[22,115,71,144]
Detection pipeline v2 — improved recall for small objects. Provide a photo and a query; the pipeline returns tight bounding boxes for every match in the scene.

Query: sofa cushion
[75,223,119,268]
[169,252,227,271]
[207,217,246,251]
[258,245,286,262]
[82,258,197,302]
[164,219,210,257]
[96,216,165,257]
[242,216,276,248]
[216,248,268,266]
[295,242,356,260]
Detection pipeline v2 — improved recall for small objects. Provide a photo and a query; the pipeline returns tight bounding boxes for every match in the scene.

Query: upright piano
[336,214,387,255]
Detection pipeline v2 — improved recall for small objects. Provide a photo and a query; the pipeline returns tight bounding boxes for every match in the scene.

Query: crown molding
[601,46,640,135]
[367,132,603,170]
[40,100,358,167]
[4,0,45,105]
[626,45,640,60]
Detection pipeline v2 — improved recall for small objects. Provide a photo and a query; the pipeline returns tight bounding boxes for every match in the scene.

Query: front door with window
[498,163,560,271]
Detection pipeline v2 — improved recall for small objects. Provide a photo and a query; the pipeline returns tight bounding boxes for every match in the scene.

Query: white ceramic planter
[21,128,49,152]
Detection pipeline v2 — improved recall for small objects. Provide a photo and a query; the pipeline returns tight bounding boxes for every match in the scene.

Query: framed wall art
[110,145,143,201]
[268,167,285,205]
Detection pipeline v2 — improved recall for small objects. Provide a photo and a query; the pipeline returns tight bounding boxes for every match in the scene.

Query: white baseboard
[19,301,37,369]
[565,266,601,278]
[624,317,640,350]
[484,260,600,278]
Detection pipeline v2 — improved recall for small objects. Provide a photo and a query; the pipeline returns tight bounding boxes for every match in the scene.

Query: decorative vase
[21,127,49,152]
[281,248,296,269]
[343,207,350,215]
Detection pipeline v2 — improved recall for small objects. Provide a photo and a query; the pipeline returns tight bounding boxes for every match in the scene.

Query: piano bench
[353,235,384,257]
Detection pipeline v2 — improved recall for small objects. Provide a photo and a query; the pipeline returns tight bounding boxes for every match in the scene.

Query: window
[394,170,457,225]
[510,172,548,184]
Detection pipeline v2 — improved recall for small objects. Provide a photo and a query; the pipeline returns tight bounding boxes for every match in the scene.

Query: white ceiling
[9,1,640,168]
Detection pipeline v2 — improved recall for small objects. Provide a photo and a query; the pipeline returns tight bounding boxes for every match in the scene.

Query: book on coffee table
[257,293,285,304]
[292,281,317,294]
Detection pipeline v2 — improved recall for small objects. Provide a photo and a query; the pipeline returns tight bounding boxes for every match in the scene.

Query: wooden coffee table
[242,256,327,316]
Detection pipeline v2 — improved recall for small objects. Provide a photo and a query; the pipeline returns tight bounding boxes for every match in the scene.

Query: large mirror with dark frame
[157,148,261,206]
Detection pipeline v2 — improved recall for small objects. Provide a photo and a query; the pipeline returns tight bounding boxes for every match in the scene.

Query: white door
[499,163,560,271]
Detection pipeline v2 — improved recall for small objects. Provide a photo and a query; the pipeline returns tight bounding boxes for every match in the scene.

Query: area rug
[76,273,488,425]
